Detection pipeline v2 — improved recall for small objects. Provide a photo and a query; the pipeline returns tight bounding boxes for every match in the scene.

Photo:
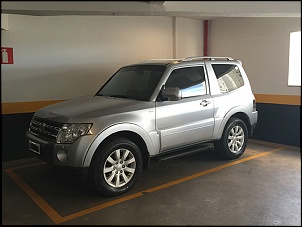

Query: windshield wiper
[97,94,147,101]
[108,94,129,99]
[96,94,127,98]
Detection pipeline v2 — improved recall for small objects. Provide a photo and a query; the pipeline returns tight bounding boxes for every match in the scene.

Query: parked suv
[26,56,258,196]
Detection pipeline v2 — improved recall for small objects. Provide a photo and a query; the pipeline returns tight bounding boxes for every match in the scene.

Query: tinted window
[96,65,165,101]
[165,66,206,98]
[212,64,244,93]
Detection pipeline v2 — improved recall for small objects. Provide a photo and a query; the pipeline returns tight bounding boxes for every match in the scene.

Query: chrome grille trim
[29,116,63,142]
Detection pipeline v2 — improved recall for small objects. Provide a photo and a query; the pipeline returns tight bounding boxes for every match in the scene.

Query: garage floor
[2,139,301,225]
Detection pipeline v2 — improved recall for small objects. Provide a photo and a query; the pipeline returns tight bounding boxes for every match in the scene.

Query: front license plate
[29,140,41,154]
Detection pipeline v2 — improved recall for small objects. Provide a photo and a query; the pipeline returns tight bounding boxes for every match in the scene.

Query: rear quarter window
[212,64,244,93]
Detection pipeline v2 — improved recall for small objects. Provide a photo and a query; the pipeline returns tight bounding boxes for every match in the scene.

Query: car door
[156,65,215,151]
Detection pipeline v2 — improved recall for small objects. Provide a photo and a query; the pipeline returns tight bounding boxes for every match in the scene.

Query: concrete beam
[1,1,300,18]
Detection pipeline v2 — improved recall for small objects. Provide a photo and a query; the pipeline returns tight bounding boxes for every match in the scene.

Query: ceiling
[1,1,301,20]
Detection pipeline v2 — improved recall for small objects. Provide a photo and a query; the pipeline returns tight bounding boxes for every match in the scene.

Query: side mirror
[162,87,182,101]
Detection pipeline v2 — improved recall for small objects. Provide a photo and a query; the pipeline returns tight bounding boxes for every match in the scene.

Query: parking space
[2,140,301,225]
[2,2,300,226]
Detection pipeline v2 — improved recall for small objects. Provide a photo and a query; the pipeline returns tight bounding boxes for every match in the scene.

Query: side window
[165,66,206,98]
[212,64,244,93]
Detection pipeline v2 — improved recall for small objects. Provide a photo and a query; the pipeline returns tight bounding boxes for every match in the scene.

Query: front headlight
[56,123,93,144]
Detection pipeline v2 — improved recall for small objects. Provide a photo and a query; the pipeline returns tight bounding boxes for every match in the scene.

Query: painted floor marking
[4,146,283,224]
[4,168,63,224]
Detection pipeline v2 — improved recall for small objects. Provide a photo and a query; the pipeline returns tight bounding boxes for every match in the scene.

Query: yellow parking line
[8,161,45,170]
[4,146,283,224]
[4,168,64,224]
[143,147,282,193]
[61,192,144,223]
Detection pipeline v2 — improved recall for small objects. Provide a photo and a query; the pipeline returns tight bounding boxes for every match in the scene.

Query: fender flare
[82,123,155,167]
[215,106,250,140]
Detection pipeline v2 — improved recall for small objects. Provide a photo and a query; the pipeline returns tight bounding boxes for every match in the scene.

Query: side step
[154,143,214,162]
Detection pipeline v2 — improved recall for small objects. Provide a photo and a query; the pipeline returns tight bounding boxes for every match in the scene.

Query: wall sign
[1,47,14,64]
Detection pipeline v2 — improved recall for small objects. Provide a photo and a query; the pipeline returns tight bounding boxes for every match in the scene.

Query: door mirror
[162,87,182,101]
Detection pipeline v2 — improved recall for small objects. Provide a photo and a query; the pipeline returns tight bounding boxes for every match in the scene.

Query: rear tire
[88,137,143,196]
[214,118,248,160]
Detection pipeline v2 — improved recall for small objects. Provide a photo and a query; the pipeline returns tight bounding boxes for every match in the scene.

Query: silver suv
[26,56,258,196]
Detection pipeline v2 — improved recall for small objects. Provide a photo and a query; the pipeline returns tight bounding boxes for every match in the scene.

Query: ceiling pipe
[173,17,176,59]
[203,20,208,56]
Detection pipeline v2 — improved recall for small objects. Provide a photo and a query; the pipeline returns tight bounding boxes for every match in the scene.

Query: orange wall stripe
[254,94,300,106]
[1,94,300,114]
[1,100,64,114]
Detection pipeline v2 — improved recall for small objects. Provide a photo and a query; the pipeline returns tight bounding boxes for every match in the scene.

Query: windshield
[96,65,166,101]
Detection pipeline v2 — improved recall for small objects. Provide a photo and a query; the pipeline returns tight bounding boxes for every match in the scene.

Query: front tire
[88,137,143,196]
[214,118,248,160]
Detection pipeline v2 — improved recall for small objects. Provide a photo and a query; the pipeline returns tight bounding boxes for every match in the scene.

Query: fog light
[57,149,69,162]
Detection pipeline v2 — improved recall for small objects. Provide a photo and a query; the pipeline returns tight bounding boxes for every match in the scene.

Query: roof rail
[181,56,233,61]
[138,59,179,63]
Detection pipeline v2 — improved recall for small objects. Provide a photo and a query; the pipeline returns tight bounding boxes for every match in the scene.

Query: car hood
[35,95,145,122]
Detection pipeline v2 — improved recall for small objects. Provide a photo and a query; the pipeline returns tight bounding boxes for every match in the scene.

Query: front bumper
[26,131,91,176]
[26,132,55,164]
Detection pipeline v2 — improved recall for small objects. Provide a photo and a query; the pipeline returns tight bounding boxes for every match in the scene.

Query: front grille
[29,116,63,142]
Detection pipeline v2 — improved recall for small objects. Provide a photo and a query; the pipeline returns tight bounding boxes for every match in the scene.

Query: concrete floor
[2,139,301,225]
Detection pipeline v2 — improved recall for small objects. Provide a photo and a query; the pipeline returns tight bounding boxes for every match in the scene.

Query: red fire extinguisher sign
[1,47,14,64]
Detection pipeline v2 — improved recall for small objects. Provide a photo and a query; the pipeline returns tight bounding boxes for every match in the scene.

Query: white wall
[1,14,8,30]
[175,17,203,59]
[209,17,301,95]
[1,14,203,103]
[2,15,300,103]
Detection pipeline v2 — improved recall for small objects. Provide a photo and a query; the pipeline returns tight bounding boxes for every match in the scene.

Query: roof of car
[127,56,241,67]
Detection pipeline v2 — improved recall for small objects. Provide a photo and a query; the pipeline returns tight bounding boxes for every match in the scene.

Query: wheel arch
[215,107,252,140]
[97,131,150,169]
[83,124,153,170]
[230,112,252,137]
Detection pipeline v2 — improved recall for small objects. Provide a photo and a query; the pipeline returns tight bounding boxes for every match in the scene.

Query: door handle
[200,100,211,107]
